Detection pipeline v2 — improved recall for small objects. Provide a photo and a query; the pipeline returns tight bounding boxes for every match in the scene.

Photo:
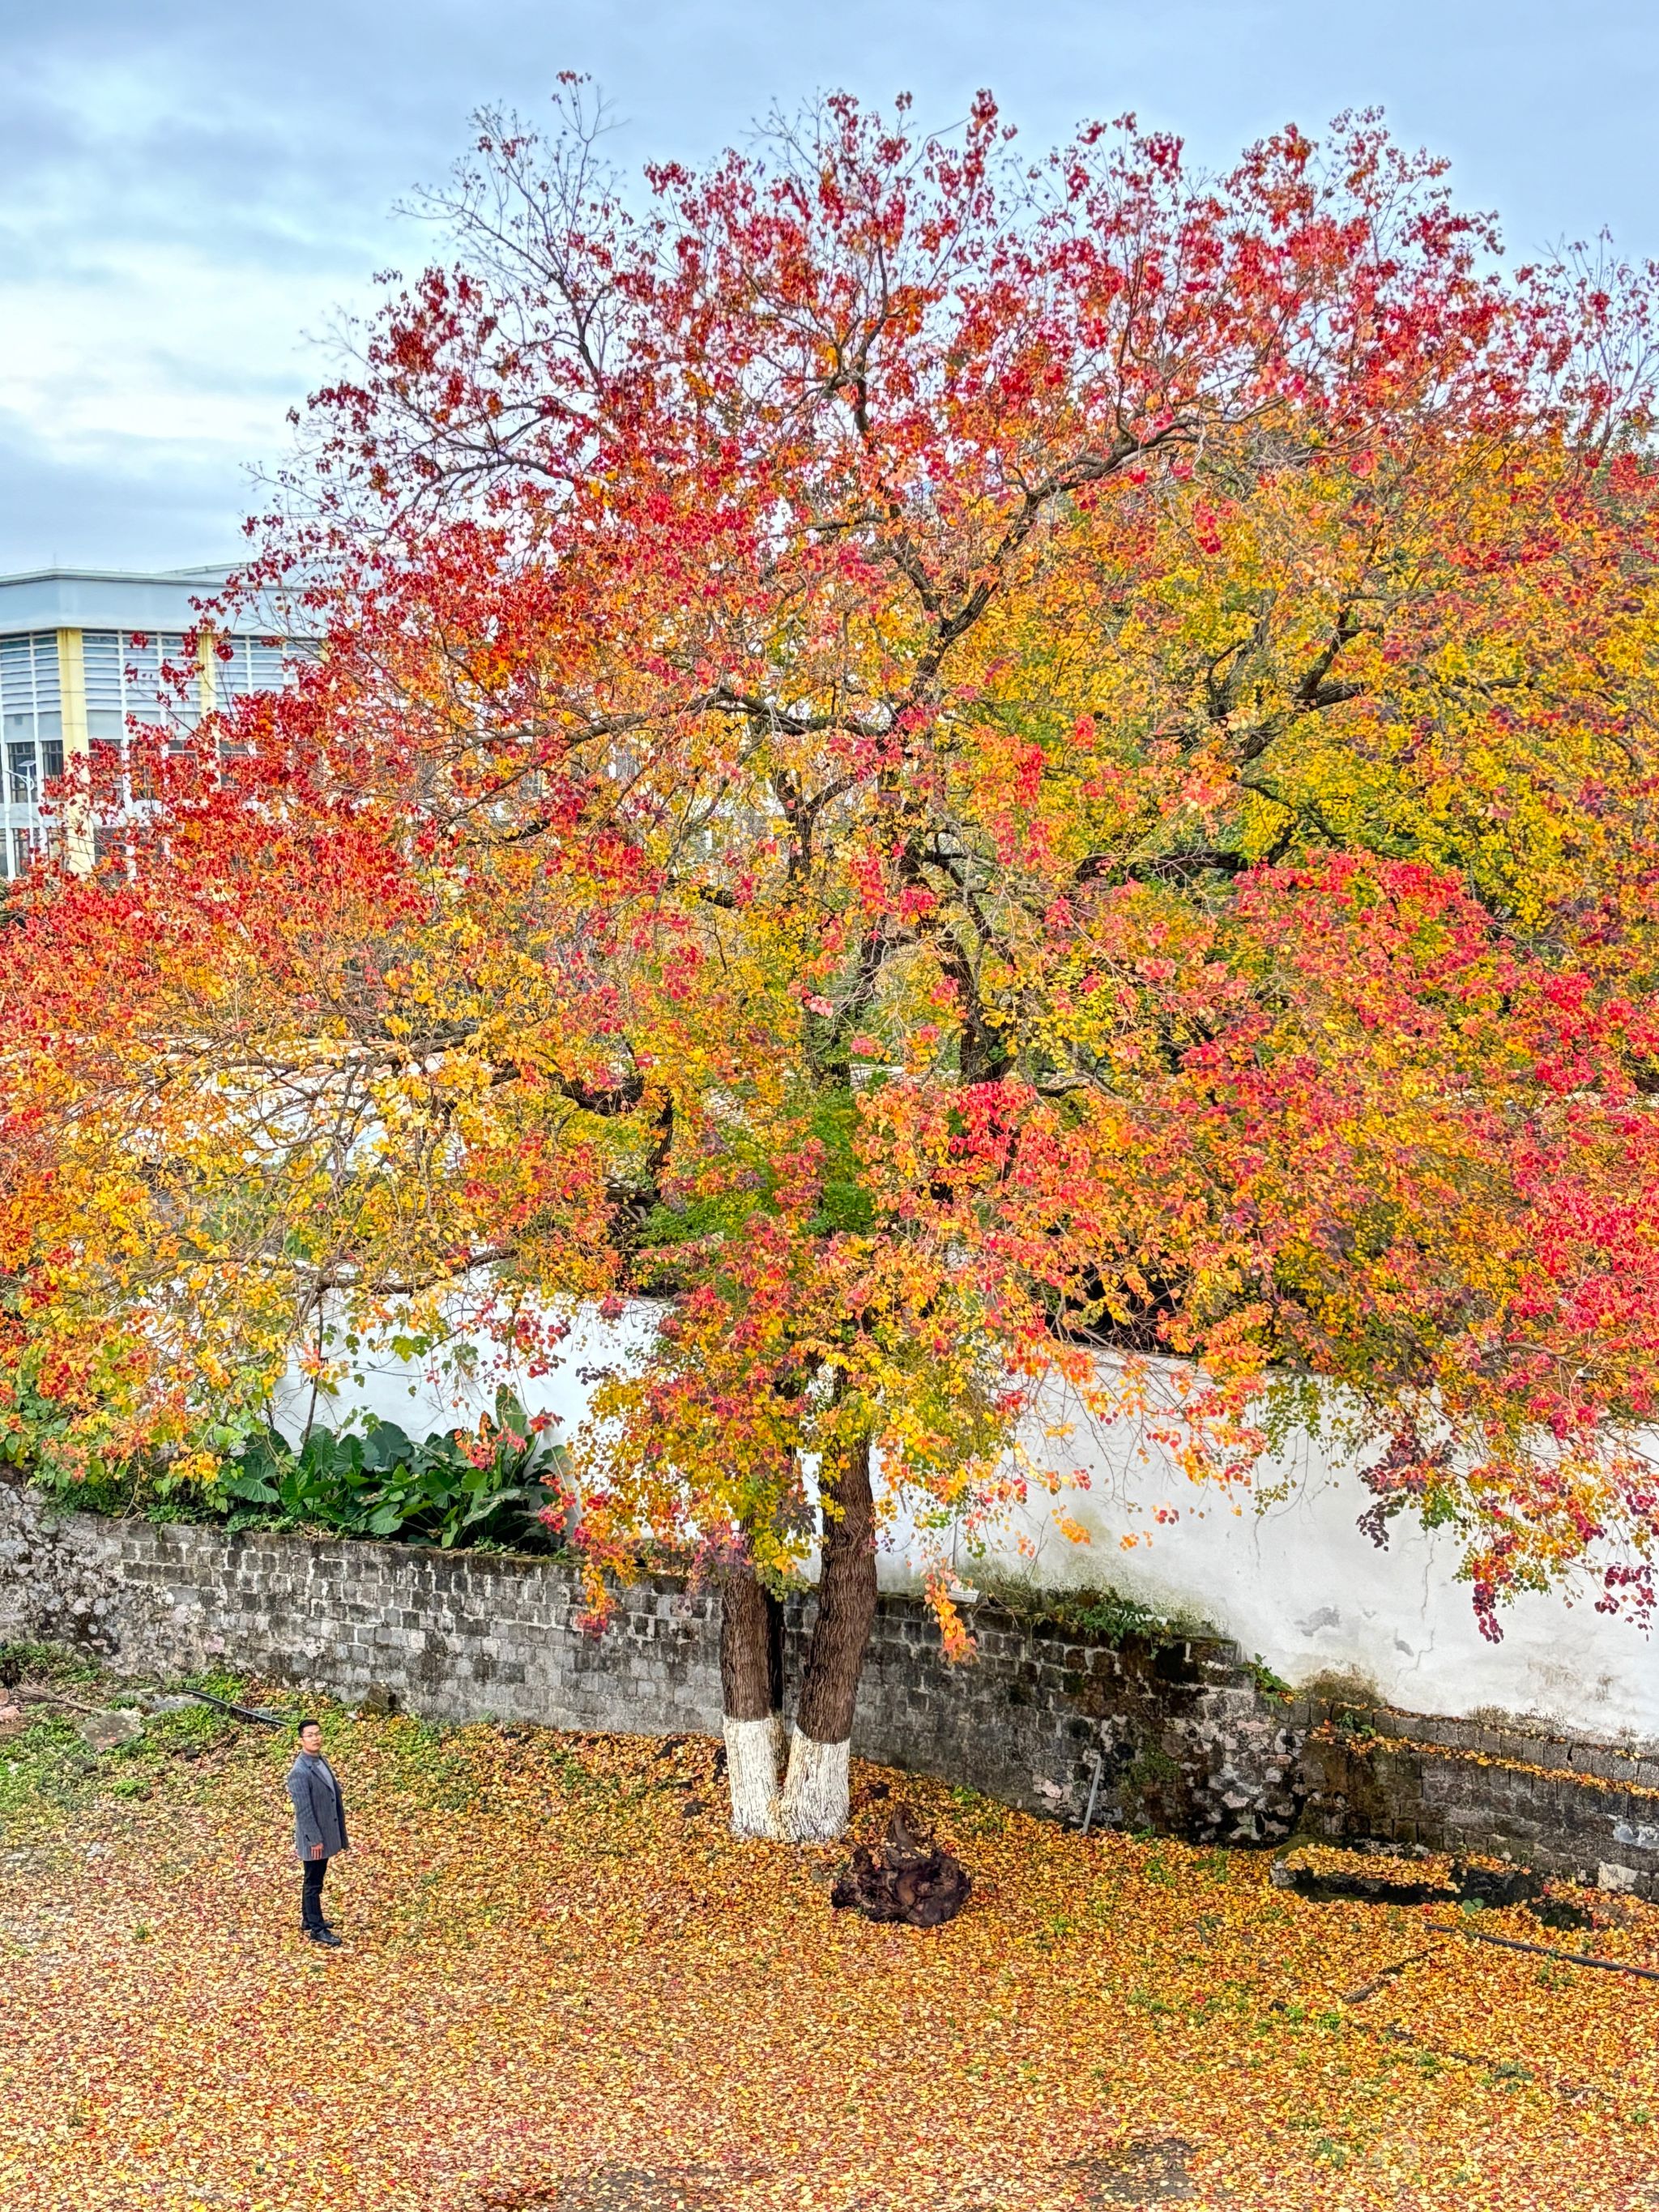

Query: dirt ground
[2,1664,1657,2211]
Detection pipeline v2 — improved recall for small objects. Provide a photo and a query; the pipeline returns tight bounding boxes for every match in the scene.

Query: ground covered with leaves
[2,1651,1657,2211]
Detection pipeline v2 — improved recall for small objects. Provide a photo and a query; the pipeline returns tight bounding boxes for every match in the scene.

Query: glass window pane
[249,639,288,689]
[7,743,38,805]
[0,644,32,715]
[88,737,124,805]
[130,744,158,801]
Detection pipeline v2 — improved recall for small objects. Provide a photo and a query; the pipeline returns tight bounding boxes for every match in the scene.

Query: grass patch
[0,1643,267,1838]
[964,1568,1216,1646]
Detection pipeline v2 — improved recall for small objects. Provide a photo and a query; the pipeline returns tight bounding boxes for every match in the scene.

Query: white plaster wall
[932,1387,1659,1744]
[274,1305,1657,1745]
[271,1300,656,1450]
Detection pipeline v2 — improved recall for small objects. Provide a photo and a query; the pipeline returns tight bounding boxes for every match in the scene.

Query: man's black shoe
[306,1928,343,1946]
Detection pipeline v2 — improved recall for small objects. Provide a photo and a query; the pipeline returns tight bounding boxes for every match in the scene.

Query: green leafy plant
[219,1390,569,1551]
[1124,1750,1182,1803]
[1247,1655,1294,1701]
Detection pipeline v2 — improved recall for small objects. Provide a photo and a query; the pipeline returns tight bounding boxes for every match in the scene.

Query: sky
[2,0,1656,574]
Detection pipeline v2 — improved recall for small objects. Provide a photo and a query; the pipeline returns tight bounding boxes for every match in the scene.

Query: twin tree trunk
[719,1437,878,1841]
[719,1558,786,1838]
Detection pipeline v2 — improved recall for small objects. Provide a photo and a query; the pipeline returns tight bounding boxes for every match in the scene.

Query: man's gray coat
[287,1752,349,1860]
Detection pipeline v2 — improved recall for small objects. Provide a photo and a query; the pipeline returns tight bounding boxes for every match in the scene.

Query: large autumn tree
[6,90,1659,1838]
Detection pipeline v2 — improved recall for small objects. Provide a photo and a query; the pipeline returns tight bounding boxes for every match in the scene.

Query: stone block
[77,1708,145,1752]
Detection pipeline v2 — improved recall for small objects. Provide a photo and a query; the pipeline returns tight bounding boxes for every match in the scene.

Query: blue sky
[2,0,1655,573]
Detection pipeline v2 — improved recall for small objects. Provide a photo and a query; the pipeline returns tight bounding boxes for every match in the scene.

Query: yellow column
[55,628,94,874]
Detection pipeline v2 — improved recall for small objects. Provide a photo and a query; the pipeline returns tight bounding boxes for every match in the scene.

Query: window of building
[0,625,302,879]
[0,631,64,878]
[82,630,201,809]
[211,630,300,760]
[212,633,292,700]
[83,629,297,786]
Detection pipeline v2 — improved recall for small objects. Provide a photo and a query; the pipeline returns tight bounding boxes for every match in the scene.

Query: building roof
[0,566,279,638]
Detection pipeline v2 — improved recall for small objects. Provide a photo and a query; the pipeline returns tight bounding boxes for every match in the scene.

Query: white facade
[940,1383,1659,1743]
[0,566,301,877]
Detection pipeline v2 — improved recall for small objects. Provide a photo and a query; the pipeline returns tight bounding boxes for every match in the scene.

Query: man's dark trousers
[301,1855,329,1933]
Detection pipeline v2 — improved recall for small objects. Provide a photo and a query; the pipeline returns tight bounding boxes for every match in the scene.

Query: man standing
[287,1718,348,1946]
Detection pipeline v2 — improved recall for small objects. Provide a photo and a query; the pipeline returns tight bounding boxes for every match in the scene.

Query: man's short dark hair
[296,1717,322,1736]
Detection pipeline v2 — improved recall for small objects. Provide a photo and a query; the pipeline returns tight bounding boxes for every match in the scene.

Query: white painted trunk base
[723,1713,784,1838]
[778,1728,851,1842]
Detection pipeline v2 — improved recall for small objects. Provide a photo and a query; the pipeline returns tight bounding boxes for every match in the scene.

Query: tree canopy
[6,90,1659,1827]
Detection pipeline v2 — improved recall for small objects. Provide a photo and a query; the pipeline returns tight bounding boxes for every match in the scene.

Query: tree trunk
[719,1559,785,1838]
[780,1436,876,1842]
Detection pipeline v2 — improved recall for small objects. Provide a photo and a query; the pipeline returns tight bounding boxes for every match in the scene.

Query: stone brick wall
[2,1480,1653,1894]
[0,1483,723,1740]
[847,1598,1305,1847]
[1292,1698,1659,1897]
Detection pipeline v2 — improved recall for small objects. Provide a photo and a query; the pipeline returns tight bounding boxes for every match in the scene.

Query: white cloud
[0,0,1653,571]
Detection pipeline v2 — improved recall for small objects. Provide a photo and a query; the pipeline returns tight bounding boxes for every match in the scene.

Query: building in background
[0,566,300,878]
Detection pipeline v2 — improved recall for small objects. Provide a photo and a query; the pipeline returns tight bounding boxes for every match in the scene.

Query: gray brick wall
[2,1480,1653,1892]
[0,1486,723,1737]
[1293,1699,1659,1896]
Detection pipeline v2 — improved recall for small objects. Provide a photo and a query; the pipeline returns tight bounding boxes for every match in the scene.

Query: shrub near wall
[4,1477,1658,1894]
